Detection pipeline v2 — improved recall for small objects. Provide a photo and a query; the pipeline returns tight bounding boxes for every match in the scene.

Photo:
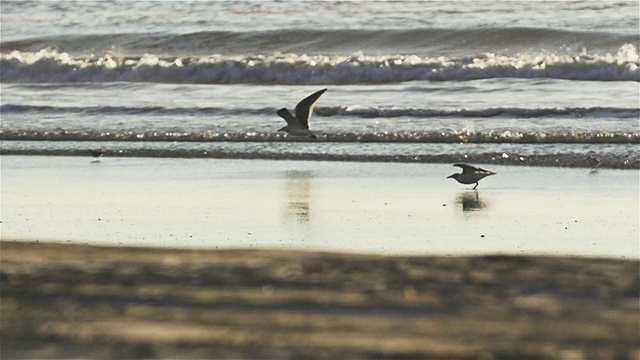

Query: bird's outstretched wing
[453,163,493,175]
[277,108,302,128]
[295,88,327,129]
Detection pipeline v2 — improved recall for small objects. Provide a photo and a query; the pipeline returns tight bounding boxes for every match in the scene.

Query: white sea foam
[2,46,638,84]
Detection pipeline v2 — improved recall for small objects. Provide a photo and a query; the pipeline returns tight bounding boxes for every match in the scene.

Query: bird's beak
[446,174,455,179]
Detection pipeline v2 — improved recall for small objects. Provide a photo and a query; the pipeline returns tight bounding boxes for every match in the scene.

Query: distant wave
[324,106,640,119]
[1,28,637,56]
[1,44,638,84]
[0,104,266,117]
[3,104,638,119]
[1,129,637,144]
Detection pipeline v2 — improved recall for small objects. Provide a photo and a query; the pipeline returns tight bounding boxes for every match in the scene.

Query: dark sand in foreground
[1,241,638,359]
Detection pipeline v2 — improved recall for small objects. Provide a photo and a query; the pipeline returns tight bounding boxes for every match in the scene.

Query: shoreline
[1,150,638,170]
[2,241,638,359]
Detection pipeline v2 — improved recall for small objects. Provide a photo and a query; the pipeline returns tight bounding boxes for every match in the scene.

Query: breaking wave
[1,44,638,84]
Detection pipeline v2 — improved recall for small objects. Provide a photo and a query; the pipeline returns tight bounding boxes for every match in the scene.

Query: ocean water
[1,0,639,168]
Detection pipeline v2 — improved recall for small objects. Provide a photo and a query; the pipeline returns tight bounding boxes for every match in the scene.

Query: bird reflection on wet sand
[456,190,488,212]
[283,170,313,223]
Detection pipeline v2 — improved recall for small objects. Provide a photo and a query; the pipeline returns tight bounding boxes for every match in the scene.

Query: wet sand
[1,241,639,359]
[2,156,638,258]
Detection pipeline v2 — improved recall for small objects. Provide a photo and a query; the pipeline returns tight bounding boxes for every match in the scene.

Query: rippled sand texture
[2,242,638,359]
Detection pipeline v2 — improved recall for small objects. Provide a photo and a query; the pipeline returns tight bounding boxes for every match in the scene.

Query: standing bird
[447,163,496,189]
[277,88,327,139]
[88,149,104,162]
[586,156,600,171]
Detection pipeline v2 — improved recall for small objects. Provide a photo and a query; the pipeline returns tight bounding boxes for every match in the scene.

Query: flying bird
[447,163,496,189]
[276,88,327,139]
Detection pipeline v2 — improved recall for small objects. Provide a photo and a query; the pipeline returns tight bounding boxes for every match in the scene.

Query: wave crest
[1,46,638,84]
[2,28,637,57]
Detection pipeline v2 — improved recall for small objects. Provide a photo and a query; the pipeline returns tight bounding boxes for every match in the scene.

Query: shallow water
[1,80,638,168]
[1,1,638,168]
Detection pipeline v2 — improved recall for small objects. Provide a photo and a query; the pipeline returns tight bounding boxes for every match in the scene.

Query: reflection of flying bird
[447,163,496,189]
[277,88,327,139]
[283,170,313,224]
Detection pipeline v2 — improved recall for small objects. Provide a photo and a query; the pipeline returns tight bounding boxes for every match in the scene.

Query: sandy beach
[2,1,638,358]
[1,156,639,358]
[2,241,639,359]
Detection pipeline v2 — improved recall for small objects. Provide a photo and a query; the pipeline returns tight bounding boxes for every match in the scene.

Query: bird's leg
[473,182,478,190]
